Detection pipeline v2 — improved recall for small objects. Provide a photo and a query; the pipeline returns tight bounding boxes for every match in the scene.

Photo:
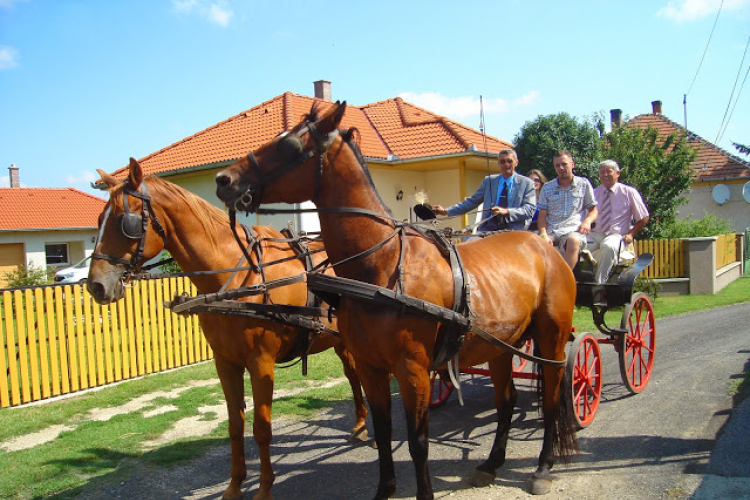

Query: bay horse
[214,102,579,500]
[87,158,367,500]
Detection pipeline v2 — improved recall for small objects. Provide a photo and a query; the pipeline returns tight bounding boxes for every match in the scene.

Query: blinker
[118,212,143,239]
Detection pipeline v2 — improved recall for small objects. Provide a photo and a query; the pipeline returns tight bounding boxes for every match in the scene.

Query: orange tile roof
[0,188,106,231]
[627,113,750,182]
[116,92,511,178]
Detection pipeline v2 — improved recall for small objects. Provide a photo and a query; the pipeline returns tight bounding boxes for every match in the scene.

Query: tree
[513,112,604,181]
[732,141,750,157]
[602,124,696,239]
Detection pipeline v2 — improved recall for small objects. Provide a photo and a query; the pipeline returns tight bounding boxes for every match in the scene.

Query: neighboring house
[110,81,511,231]
[618,101,750,233]
[0,165,106,287]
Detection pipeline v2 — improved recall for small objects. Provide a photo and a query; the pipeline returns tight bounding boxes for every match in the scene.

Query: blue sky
[1,0,748,197]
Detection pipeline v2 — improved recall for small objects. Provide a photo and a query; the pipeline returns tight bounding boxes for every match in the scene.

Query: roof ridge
[629,113,750,168]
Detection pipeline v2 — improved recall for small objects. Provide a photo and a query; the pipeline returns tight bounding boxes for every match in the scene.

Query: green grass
[573,275,750,333]
[2,277,750,499]
[0,350,349,499]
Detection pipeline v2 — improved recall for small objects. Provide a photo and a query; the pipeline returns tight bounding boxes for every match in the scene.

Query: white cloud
[399,91,538,120]
[657,0,750,21]
[0,46,19,70]
[0,0,30,9]
[171,0,233,27]
[65,170,100,187]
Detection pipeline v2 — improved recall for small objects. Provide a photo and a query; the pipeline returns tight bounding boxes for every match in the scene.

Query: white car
[54,256,91,284]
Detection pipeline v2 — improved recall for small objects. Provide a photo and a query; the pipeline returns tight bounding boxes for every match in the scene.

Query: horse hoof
[469,468,496,487]
[251,489,271,500]
[348,427,369,442]
[222,486,244,499]
[529,476,552,495]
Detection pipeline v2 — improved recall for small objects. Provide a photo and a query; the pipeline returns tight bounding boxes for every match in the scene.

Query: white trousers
[586,232,635,284]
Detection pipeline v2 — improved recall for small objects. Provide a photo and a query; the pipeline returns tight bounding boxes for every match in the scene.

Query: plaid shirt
[538,176,597,236]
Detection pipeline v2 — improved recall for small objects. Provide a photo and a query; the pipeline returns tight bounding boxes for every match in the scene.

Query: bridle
[92,182,168,279]
[234,120,339,213]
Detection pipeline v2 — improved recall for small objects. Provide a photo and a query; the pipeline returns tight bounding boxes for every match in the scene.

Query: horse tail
[534,359,580,464]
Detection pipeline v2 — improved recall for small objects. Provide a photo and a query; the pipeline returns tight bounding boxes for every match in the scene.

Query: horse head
[87,158,168,304]
[215,101,347,212]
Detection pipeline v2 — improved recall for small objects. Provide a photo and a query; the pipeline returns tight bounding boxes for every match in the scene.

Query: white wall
[678,180,750,232]
[0,229,99,269]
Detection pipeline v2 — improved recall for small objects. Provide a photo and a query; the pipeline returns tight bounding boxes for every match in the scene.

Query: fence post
[685,237,718,295]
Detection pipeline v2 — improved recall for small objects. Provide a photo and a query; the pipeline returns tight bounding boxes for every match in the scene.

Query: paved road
[75,302,750,500]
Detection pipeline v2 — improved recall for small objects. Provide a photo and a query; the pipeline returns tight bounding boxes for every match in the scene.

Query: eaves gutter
[155,159,236,179]
[150,150,499,178]
[365,149,498,165]
[692,173,750,183]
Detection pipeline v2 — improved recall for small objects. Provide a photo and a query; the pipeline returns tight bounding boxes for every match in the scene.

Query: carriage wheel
[429,370,454,408]
[619,292,656,394]
[512,339,534,373]
[566,332,602,429]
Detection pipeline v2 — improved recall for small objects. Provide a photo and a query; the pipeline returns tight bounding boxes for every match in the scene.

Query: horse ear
[96,169,118,189]
[127,157,144,190]
[318,101,346,135]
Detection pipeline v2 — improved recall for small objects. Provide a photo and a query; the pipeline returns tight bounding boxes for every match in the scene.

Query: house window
[45,243,69,266]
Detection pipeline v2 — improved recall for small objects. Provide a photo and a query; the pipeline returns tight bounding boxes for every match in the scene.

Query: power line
[715,33,750,144]
[686,0,723,96]
[717,62,750,145]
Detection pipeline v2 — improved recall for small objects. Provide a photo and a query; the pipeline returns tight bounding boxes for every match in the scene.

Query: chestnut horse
[87,158,367,500]
[215,102,579,500]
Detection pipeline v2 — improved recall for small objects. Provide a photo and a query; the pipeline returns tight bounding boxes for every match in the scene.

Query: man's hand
[578,220,592,235]
[490,206,509,216]
[433,205,448,216]
[622,232,634,245]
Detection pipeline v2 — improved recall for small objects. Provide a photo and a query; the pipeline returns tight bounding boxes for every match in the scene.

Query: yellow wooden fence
[1,276,212,409]
[634,238,685,279]
[715,233,742,270]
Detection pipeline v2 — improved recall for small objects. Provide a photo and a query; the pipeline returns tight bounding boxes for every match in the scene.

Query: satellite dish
[743,181,750,203]
[712,184,730,205]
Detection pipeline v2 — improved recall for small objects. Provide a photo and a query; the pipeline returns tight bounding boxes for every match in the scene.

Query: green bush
[1,263,53,288]
[657,212,732,239]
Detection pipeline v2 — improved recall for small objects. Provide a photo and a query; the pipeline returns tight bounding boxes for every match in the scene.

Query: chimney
[610,109,622,128]
[313,80,332,101]
[8,164,20,188]
[651,100,662,115]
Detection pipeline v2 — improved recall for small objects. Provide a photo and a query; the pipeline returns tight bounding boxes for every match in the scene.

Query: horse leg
[530,361,577,495]
[247,352,276,500]
[333,342,369,442]
[471,354,516,487]
[358,363,397,500]
[393,364,434,500]
[215,355,248,499]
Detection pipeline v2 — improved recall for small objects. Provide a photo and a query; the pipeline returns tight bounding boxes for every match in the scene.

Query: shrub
[1,263,53,288]
[658,212,732,239]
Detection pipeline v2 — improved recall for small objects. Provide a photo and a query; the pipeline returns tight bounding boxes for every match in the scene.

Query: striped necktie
[597,189,612,234]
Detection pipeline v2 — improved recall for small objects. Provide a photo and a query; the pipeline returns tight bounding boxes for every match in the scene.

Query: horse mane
[143,175,229,243]
[340,128,393,217]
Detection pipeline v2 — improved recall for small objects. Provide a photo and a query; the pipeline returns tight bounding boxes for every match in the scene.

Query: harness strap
[306,273,565,367]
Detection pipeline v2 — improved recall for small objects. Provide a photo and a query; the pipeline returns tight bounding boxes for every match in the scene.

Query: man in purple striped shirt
[587,160,650,284]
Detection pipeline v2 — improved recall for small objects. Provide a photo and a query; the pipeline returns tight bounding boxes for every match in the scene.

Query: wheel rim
[567,333,602,428]
[619,293,656,393]
[429,370,454,408]
[513,339,533,373]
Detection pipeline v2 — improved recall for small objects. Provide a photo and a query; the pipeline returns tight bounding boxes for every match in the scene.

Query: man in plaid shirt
[537,150,598,269]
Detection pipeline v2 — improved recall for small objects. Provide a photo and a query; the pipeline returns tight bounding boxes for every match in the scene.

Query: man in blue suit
[434,149,536,231]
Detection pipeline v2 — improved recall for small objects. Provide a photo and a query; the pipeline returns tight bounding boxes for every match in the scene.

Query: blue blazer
[446,174,536,231]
